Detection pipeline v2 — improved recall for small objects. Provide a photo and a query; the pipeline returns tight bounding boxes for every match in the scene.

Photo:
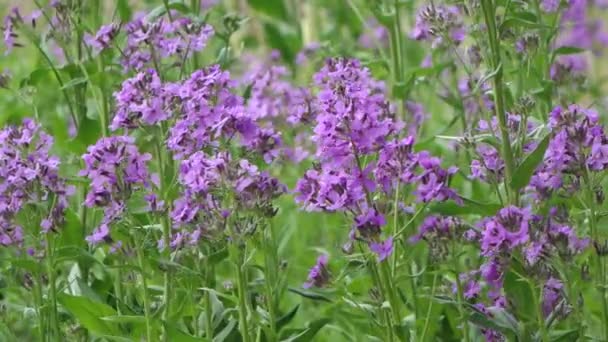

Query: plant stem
[388,0,404,108]
[234,250,252,342]
[154,136,173,340]
[45,234,59,341]
[263,223,278,340]
[480,0,517,204]
[451,244,470,342]
[137,245,154,342]
[379,260,403,339]
[531,281,548,342]
[420,272,438,341]
[114,265,124,315]
[583,171,608,340]
[204,256,214,339]
[33,273,46,342]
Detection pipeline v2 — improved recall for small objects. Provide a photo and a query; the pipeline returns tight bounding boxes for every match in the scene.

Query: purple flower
[303,254,331,288]
[354,209,386,238]
[0,119,73,247]
[410,215,462,243]
[80,136,153,245]
[542,277,564,316]
[370,237,393,262]
[358,18,389,49]
[479,206,531,256]
[2,8,24,55]
[411,5,466,47]
[111,68,171,130]
[550,55,587,82]
[84,23,119,54]
[121,15,214,71]
[541,0,560,12]
[295,42,321,65]
[530,104,608,198]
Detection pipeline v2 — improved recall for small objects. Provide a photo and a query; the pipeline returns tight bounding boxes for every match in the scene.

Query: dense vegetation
[1,0,608,341]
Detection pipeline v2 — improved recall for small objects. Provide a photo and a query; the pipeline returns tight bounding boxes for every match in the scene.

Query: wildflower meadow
[2,0,608,341]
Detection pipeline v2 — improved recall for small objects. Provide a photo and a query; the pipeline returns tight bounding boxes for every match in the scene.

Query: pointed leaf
[510,134,550,191]
[58,293,120,335]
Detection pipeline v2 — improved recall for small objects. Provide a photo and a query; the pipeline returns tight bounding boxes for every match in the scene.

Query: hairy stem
[583,171,608,340]
[234,250,252,342]
[136,245,154,342]
[204,256,215,339]
[45,234,59,341]
[263,223,278,340]
[480,0,517,204]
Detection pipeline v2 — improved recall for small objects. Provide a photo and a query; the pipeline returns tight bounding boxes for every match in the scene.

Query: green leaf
[548,329,579,342]
[147,1,190,20]
[552,46,586,56]
[262,22,301,63]
[247,0,288,20]
[9,258,42,274]
[213,319,237,342]
[116,0,133,21]
[468,307,520,337]
[164,322,206,342]
[60,76,88,90]
[287,287,333,303]
[208,248,229,265]
[101,315,146,324]
[58,293,120,335]
[509,134,550,191]
[277,304,300,330]
[279,318,331,342]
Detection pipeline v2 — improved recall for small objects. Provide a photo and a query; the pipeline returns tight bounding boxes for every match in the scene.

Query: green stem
[420,273,438,341]
[154,137,173,340]
[452,245,470,342]
[388,0,404,107]
[263,224,278,340]
[136,245,154,342]
[45,234,59,341]
[532,281,548,342]
[114,264,124,315]
[583,171,608,340]
[480,0,517,204]
[234,251,252,342]
[33,44,78,130]
[391,185,400,276]
[363,246,394,341]
[379,260,403,338]
[204,257,214,339]
[33,273,46,342]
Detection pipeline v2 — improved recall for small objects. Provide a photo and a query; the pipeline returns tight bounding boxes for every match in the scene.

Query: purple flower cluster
[2,8,20,54]
[358,18,389,49]
[410,215,462,243]
[296,58,458,261]
[530,105,608,197]
[84,23,120,54]
[0,119,74,246]
[457,75,493,117]
[111,68,171,130]
[171,151,285,249]
[79,136,154,245]
[479,206,532,256]
[167,65,281,162]
[121,15,214,71]
[470,114,537,183]
[410,4,466,47]
[245,64,311,124]
[303,254,331,288]
[557,0,608,54]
